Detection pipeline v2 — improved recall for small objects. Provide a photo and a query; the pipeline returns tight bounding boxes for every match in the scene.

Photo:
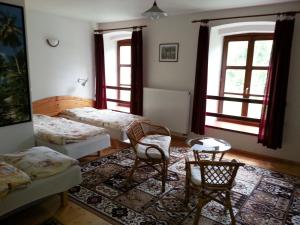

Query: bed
[59,107,148,141]
[33,114,111,159]
[32,96,147,143]
[0,146,82,217]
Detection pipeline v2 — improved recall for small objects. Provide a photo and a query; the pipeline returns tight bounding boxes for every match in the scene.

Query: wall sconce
[46,38,60,47]
[77,78,88,86]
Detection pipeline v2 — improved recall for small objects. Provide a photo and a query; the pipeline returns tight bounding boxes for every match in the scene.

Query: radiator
[143,88,191,135]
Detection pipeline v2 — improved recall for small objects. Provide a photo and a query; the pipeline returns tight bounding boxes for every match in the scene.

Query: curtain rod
[192,11,300,23]
[94,25,147,33]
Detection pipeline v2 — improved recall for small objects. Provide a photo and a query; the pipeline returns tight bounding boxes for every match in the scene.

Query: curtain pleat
[94,33,107,109]
[258,15,295,149]
[191,24,209,135]
[130,30,143,115]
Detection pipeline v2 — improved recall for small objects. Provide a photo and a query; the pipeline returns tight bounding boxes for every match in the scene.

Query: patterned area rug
[69,147,300,225]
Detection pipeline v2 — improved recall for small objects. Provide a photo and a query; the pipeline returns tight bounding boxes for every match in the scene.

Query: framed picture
[159,43,179,62]
[0,2,31,127]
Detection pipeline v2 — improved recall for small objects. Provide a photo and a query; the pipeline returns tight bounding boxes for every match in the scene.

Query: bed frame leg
[60,192,68,207]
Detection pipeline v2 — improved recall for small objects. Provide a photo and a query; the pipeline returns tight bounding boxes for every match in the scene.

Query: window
[106,39,131,112]
[217,33,273,126]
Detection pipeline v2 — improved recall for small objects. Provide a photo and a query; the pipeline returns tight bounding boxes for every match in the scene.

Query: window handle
[245,87,249,95]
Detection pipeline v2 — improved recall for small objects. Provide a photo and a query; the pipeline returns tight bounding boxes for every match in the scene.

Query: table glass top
[188,137,231,152]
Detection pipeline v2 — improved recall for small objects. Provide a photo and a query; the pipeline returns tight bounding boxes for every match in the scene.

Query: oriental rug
[69,147,300,225]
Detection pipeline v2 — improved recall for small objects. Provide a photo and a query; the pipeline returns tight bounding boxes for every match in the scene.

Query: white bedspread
[60,107,147,130]
[33,114,107,145]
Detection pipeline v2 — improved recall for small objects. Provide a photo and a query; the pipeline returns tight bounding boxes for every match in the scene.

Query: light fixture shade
[142,1,167,20]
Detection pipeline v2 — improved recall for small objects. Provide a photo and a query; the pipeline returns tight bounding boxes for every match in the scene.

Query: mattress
[59,107,147,140]
[36,133,111,159]
[0,165,82,216]
[33,114,107,145]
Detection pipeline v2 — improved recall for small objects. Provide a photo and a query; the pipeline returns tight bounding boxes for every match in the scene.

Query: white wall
[98,2,300,162]
[26,10,96,101]
[0,0,34,154]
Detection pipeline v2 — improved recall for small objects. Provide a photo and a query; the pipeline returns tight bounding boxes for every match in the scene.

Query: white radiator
[143,88,191,135]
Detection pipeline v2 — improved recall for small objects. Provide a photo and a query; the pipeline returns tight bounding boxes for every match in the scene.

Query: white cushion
[135,134,171,160]
[0,146,78,180]
[191,165,202,185]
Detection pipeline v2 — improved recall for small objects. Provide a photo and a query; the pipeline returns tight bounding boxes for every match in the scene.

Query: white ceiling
[26,0,298,23]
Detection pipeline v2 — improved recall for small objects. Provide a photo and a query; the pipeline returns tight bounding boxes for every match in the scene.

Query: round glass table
[187,136,231,161]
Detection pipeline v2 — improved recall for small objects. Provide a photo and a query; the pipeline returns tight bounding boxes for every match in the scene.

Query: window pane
[120,67,131,86]
[253,40,273,66]
[250,70,268,95]
[248,104,262,119]
[226,41,248,66]
[222,94,243,116]
[106,88,117,99]
[120,90,131,101]
[120,46,131,64]
[222,102,242,116]
[106,72,117,86]
[206,99,221,113]
[224,69,245,94]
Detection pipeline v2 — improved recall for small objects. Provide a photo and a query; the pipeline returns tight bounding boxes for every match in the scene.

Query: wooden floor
[2,137,300,225]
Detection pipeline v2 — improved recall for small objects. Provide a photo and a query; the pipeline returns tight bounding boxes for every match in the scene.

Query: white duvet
[60,107,147,130]
[33,114,107,145]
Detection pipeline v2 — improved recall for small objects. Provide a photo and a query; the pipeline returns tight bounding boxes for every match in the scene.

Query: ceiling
[26,0,298,23]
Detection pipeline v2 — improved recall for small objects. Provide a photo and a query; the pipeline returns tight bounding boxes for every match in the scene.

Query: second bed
[59,107,148,141]
[33,114,111,159]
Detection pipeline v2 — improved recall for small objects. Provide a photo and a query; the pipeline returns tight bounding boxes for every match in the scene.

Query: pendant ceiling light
[142,1,167,20]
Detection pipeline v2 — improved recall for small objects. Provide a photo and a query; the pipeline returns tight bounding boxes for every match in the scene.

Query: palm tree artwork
[0,3,31,127]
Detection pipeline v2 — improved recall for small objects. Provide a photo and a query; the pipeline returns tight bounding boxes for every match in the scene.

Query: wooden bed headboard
[32,96,94,116]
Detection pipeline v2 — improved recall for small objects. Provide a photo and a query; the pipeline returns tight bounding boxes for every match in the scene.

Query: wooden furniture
[32,96,94,116]
[188,137,231,161]
[185,155,244,225]
[126,121,171,192]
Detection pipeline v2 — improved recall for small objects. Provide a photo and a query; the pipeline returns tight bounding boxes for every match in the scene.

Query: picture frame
[0,2,31,127]
[159,43,179,62]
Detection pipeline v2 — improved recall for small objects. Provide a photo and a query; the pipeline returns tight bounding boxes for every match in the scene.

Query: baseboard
[230,148,300,166]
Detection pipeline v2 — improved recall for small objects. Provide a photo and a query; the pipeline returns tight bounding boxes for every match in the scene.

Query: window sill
[205,120,258,136]
[107,105,130,113]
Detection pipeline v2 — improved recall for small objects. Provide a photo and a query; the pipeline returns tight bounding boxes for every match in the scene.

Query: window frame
[106,39,131,111]
[218,33,273,126]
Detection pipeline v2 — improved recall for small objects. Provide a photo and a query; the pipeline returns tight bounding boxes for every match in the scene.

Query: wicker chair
[185,151,244,225]
[126,120,171,192]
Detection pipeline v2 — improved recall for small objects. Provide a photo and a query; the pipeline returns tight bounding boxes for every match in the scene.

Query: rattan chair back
[126,121,145,146]
[198,160,244,190]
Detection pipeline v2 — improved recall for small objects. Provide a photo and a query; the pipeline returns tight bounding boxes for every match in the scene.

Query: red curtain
[94,33,107,109]
[258,14,295,149]
[191,24,209,135]
[130,29,143,115]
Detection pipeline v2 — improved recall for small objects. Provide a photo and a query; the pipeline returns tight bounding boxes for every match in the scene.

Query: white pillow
[0,146,78,180]
[0,161,31,198]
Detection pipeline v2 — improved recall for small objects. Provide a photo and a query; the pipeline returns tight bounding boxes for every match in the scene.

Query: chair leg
[126,158,139,184]
[226,192,236,225]
[184,174,190,205]
[60,192,68,207]
[193,205,202,225]
[161,162,168,193]
[193,195,206,225]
